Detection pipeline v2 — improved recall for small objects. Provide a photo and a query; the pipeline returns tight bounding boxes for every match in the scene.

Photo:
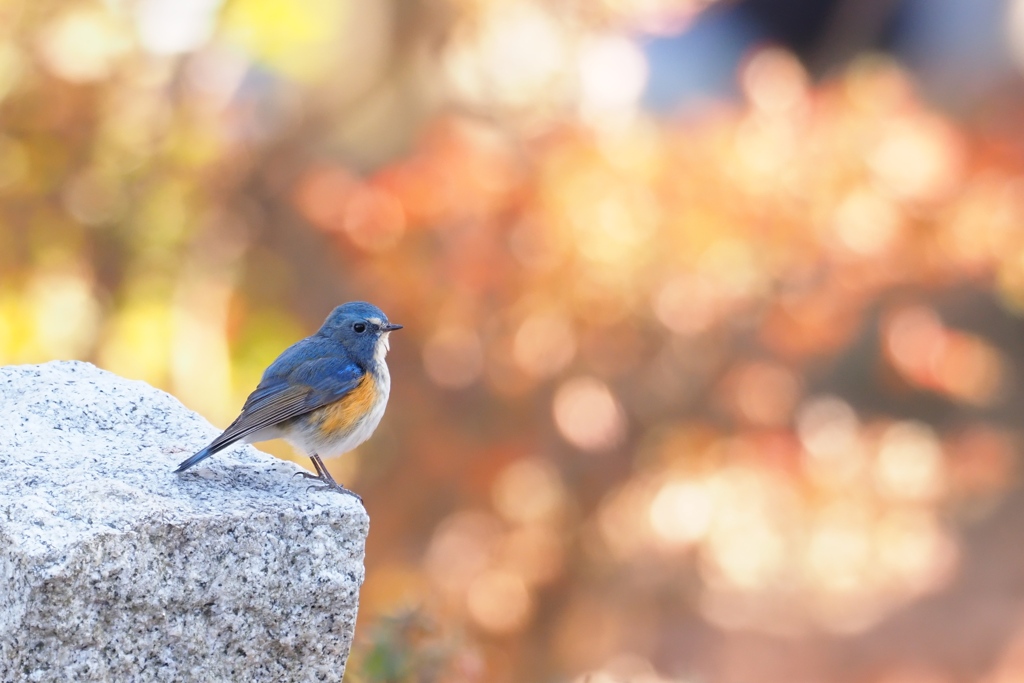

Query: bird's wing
[204,356,365,453]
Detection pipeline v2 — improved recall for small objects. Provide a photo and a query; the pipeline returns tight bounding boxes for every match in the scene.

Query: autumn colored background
[5,0,1024,681]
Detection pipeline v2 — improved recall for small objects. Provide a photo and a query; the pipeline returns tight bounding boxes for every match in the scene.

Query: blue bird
[175,301,402,501]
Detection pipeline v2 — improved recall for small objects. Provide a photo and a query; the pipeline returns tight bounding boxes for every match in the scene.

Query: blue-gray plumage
[175,301,402,500]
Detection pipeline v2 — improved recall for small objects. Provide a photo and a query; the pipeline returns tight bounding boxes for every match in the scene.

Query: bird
[175,301,402,501]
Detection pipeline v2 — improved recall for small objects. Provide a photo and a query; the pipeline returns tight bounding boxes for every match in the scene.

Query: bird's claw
[293,471,320,481]
[305,482,363,503]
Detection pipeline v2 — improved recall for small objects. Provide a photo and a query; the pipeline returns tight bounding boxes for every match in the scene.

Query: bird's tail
[175,444,223,473]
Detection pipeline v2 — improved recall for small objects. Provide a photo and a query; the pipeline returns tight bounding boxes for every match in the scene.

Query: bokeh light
[649,479,714,545]
[553,376,628,452]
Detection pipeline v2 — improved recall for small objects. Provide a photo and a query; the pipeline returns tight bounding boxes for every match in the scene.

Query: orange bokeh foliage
[5,1,1024,682]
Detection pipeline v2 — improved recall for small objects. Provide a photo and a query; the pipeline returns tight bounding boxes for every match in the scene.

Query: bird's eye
[353,322,367,334]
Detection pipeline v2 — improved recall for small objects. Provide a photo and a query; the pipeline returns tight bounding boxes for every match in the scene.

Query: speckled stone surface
[0,361,368,683]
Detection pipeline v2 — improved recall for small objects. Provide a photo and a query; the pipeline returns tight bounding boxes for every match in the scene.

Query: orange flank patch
[317,374,378,435]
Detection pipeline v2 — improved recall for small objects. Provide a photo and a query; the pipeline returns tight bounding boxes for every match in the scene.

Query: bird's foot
[293,471,321,481]
[306,479,363,504]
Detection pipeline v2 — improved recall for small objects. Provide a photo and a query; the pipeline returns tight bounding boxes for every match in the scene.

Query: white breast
[314,359,391,458]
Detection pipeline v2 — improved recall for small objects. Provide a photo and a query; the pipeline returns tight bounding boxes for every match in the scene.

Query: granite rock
[0,361,368,682]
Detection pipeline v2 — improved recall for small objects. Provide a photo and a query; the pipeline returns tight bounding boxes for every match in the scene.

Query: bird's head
[319,301,403,365]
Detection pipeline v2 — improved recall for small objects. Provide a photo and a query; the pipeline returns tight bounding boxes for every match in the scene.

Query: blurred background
[4,0,1024,681]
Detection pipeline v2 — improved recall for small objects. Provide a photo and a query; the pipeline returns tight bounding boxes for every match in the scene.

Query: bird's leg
[305,453,363,503]
[293,455,325,481]
[311,455,326,477]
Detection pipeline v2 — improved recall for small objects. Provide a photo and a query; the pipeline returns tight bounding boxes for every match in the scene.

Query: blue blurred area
[897,0,1015,108]
[642,0,1020,114]
[641,6,758,111]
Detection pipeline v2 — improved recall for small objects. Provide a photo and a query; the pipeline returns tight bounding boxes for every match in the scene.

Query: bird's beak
[383,323,403,331]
